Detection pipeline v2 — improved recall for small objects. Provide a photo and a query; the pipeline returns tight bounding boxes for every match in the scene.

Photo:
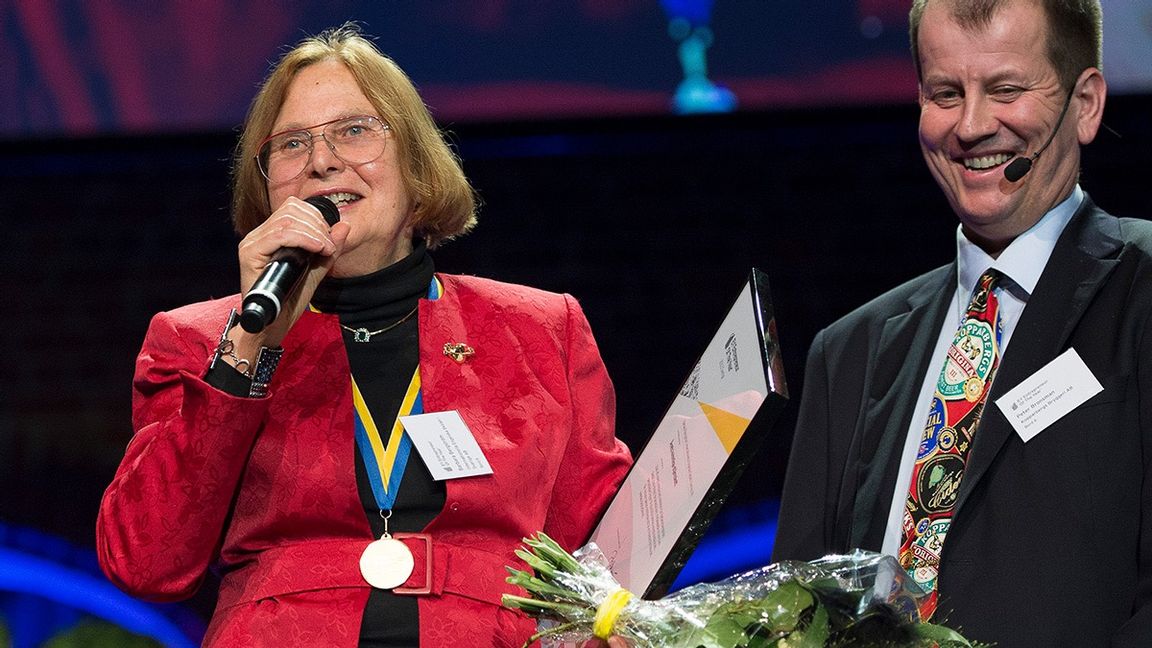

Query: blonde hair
[231,23,477,247]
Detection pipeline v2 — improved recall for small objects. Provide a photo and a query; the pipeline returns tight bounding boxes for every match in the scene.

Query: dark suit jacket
[773,197,1152,647]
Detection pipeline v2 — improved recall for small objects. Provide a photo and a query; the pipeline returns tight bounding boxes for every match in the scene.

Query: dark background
[5,0,1150,136]
[2,0,1151,642]
[3,95,1151,627]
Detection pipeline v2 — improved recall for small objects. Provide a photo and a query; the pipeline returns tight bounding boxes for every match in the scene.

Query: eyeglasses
[255,115,390,182]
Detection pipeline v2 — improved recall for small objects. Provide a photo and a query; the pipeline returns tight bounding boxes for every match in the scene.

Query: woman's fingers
[238,196,339,292]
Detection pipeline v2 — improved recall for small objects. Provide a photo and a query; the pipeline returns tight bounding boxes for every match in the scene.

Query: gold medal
[359,534,415,590]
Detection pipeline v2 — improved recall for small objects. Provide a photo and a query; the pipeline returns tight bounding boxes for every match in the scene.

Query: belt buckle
[392,533,432,595]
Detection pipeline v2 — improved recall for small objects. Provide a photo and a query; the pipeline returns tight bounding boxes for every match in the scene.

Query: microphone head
[304,195,341,226]
[239,298,274,333]
[1003,156,1032,183]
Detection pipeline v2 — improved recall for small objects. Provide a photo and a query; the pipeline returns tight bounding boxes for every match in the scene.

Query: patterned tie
[899,269,1003,620]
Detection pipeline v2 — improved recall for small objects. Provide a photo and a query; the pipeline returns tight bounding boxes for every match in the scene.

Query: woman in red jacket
[97,23,631,647]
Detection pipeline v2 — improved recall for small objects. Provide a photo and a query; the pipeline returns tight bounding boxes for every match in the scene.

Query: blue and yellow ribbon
[353,369,422,510]
[346,276,442,510]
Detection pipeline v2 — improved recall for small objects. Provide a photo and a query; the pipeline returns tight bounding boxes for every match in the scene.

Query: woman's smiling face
[267,59,414,277]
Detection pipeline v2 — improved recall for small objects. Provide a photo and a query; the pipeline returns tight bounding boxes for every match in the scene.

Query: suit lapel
[849,265,954,549]
[414,275,484,514]
[953,198,1123,515]
[417,275,482,415]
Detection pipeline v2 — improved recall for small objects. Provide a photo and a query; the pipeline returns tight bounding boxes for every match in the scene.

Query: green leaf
[506,569,578,600]
[515,547,559,579]
[524,533,584,574]
[793,605,829,648]
[911,622,975,647]
[501,594,586,618]
[801,579,866,630]
[703,614,755,647]
[758,580,815,631]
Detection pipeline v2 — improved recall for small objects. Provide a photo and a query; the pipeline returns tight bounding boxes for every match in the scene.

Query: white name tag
[994,348,1103,443]
[400,411,494,480]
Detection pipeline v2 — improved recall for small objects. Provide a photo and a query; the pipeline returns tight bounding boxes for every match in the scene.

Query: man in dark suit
[772,1,1152,646]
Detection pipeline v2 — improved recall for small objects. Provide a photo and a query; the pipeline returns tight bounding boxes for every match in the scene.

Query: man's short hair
[909,0,1103,90]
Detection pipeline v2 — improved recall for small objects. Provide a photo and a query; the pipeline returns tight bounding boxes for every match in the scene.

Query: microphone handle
[239,247,310,333]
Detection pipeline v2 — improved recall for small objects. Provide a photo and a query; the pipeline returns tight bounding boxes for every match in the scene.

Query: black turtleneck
[272,240,448,647]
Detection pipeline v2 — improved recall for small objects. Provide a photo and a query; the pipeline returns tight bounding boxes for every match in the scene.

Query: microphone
[1003,89,1075,182]
[239,196,340,333]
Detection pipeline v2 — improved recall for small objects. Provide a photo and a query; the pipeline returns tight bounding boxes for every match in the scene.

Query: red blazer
[97,274,632,647]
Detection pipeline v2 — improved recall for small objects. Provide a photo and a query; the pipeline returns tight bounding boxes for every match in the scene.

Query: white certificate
[589,271,786,595]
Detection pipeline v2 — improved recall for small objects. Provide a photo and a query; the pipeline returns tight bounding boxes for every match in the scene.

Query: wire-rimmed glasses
[255,115,390,183]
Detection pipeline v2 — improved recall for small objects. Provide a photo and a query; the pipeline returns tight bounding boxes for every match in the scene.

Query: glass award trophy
[589,268,788,598]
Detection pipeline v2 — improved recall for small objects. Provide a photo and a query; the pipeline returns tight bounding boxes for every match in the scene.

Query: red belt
[216,536,523,610]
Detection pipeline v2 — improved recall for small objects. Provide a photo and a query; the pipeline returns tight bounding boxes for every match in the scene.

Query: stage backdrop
[1,1,1151,643]
[4,0,1151,136]
[2,96,1150,634]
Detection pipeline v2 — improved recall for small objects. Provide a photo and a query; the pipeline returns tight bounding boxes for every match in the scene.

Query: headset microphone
[1002,152,1035,183]
[1003,88,1075,182]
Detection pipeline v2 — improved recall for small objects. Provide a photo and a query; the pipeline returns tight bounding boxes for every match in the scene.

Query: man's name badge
[994,347,1103,442]
[359,534,414,590]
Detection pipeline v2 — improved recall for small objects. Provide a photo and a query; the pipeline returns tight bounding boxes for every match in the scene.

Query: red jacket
[97,274,632,647]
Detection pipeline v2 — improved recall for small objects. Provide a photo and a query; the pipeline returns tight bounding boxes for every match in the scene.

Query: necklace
[341,305,418,343]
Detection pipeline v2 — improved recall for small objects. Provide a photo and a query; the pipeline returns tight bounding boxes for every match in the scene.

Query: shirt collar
[955,184,1083,299]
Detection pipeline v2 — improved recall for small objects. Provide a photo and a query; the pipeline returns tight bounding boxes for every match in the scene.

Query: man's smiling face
[916,0,1100,255]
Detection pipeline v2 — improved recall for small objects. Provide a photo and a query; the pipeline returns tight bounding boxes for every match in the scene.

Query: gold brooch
[443,342,475,363]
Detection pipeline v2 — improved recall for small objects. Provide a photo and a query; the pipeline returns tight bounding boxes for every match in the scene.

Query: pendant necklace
[341,305,418,343]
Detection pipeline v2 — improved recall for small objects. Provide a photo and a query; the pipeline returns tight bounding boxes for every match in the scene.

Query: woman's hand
[231,196,349,353]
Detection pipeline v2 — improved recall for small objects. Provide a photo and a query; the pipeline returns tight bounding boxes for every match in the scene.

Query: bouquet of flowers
[503,533,982,648]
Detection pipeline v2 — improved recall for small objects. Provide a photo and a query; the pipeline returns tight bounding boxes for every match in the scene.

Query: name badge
[994,348,1103,442]
[400,411,494,480]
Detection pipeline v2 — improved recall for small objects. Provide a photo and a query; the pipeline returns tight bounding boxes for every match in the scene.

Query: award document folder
[589,269,789,599]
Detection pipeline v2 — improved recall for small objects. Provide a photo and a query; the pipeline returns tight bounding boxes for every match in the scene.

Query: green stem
[520,620,583,648]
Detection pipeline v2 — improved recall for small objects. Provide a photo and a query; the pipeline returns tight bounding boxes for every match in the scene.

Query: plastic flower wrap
[503,533,980,648]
